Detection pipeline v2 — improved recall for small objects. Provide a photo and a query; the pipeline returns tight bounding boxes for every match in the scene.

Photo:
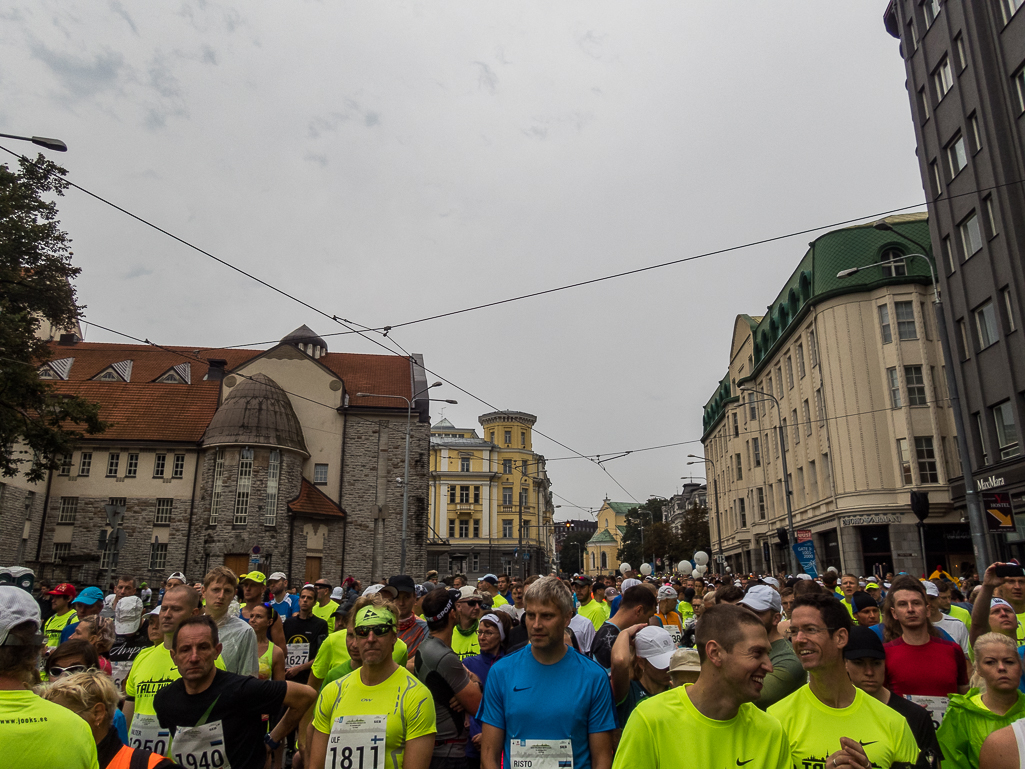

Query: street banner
[793,539,818,578]
[983,492,1016,532]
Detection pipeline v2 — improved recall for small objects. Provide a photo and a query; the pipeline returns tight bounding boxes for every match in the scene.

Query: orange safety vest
[106,744,167,769]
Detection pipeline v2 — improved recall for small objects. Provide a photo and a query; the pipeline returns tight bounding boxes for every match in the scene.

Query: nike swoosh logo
[513,686,531,691]
[737,761,754,766]
[861,741,877,747]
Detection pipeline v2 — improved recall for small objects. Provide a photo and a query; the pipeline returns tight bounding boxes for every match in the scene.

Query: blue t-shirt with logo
[477,644,616,769]
[269,593,300,620]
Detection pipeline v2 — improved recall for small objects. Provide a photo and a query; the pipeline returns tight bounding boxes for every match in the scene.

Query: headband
[354,605,396,628]
[480,613,505,642]
[991,598,1015,612]
[425,597,455,624]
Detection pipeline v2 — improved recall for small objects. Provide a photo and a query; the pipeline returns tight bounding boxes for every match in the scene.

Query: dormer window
[92,360,133,382]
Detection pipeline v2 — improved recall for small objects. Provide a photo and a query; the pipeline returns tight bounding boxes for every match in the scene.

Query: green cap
[354,605,396,628]
[243,571,267,585]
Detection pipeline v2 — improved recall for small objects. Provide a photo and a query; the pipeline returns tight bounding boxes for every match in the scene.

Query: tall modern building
[884,1,1025,557]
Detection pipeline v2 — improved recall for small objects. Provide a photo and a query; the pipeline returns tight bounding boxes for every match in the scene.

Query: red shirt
[884,636,968,696]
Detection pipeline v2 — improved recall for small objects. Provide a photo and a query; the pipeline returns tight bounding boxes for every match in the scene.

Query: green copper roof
[606,501,639,515]
[701,213,933,439]
[587,529,618,544]
[616,525,626,535]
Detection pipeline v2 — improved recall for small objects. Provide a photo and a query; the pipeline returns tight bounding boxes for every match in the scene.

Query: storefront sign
[895,552,916,558]
[984,492,1016,532]
[978,475,1007,491]
[796,529,813,543]
[840,514,903,527]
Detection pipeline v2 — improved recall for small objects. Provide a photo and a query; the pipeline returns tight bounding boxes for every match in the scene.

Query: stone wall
[0,481,47,568]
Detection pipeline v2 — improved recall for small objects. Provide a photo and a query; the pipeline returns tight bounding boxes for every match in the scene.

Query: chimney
[206,359,227,381]
[58,333,79,346]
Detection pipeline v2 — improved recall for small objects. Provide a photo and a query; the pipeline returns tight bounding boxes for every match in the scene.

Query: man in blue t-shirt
[267,572,299,620]
[478,576,617,769]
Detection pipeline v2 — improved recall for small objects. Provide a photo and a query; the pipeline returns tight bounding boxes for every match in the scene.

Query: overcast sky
[2,2,926,520]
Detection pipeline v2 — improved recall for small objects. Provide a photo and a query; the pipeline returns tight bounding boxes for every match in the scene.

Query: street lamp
[836,226,990,567]
[0,133,67,152]
[687,455,723,567]
[736,388,800,575]
[356,383,457,573]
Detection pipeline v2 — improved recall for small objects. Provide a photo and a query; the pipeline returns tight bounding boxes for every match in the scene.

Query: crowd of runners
[5,560,1025,768]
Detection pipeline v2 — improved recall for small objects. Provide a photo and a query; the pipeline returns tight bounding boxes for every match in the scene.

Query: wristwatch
[265,734,281,751]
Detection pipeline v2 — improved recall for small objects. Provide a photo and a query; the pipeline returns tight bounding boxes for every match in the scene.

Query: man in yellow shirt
[43,583,78,652]
[478,574,508,608]
[613,603,790,769]
[451,586,483,660]
[573,576,606,631]
[310,580,339,624]
[768,593,920,768]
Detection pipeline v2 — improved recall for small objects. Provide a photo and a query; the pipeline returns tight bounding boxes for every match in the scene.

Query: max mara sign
[840,514,904,527]
[977,475,1006,491]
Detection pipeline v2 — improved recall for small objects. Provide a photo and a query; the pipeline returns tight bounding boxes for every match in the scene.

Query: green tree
[677,504,712,559]
[1,154,105,481]
[559,530,591,574]
[617,498,679,569]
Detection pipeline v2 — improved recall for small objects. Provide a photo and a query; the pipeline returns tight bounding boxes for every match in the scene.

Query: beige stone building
[701,214,972,577]
[1,325,432,587]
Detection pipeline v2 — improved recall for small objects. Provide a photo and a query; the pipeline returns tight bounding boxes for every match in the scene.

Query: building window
[815,389,826,426]
[1015,66,1025,112]
[473,519,480,538]
[781,419,789,451]
[472,553,480,572]
[994,401,1022,459]
[906,16,918,49]
[58,497,78,524]
[809,330,818,366]
[958,319,971,359]
[1003,288,1016,332]
[209,449,224,525]
[502,519,513,537]
[733,453,742,481]
[149,543,168,571]
[775,368,783,398]
[879,305,893,344]
[459,486,470,504]
[52,542,70,563]
[519,488,529,507]
[233,447,254,525]
[968,112,982,153]
[172,454,185,479]
[473,485,481,504]
[786,356,794,389]
[155,498,173,525]
[977,413,990,465]
[803,400,812,436]
[503,459,512,475]
[888,367,902,408]
[943,236,955,273]
[502,487,513,505]
[265,450,280,526]
[895,301,917,340]
[915,437,939,483]
[448,519,456,537]
[753,437,761,467]
[905,366,927,406]
[808,460,818,499]
[504,430,511,445]
[757,487,766,520]
[1002,0,1025,26]
[881,248,907,277]
[955,33,967,70]
[106,452,120,478]
[984,196,998,238]
[797,343,806,378]
[792,410,800,445]
[738,498,747,529]
[59,455,72,476]
[918,87,930,122]
[930,160,942,197]
[313,463,328,485]
[125,453,138,478]
[522,521,530,539]
[459,520,468,538]
[960,212,983,258]
[976,300,1000,349]
[448,485,456,504]
[732,412,739,437]
[772,429,779,458]
[897,438,913,485]
[521,459,528,475]
[933,56,953,101]
[924,0,940,26]
[153,453,165,478]
[460,456,470,472]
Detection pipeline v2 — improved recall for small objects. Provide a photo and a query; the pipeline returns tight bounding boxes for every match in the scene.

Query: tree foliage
[0,154,105,481]
[617,497,712,570]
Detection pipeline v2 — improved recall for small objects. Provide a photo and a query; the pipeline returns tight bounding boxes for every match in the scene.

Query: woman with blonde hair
[42,669,173,769]
[937,632,1025,769]
[70,616,116,675]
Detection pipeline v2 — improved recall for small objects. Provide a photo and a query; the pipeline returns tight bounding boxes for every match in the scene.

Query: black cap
[571,575,592,585]
[388,575,416,595]
[843,625,886,660]
[851,591,877,613]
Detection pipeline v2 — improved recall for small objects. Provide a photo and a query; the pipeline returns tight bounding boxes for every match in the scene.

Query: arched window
[881,248,907,277]
[233,447,254,525]
[591,552,596,570]
[264,450,280,527]
[601,551,608,570]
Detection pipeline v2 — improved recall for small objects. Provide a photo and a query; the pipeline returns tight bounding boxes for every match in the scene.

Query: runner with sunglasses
[311,581,340,625]
[451,586,484,661]
[309,595,436,769]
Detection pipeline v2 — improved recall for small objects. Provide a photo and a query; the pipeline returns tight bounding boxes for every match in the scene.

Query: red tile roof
[44,341,415,443]
[288,478,346,519]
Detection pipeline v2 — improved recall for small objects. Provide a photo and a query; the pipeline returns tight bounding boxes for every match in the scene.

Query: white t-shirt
[934,613,971,659]
[568,612,597,654]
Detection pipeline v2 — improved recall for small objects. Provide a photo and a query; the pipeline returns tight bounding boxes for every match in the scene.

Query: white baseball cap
[796,574,813,581]
[656,585,678,601]
[268,572,288,582]
[620,578,642,592]
[0,587,41,646]
[114,595,144,635]
[634,626,675,670]
[362,583,398,599]
[922,580,939,597]
[331,587,346,600]
[738,585,782,613]
[761,577,780,590]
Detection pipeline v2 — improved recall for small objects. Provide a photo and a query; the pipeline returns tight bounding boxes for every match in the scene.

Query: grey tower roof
[281,324,328,352]
[203,373,309,455]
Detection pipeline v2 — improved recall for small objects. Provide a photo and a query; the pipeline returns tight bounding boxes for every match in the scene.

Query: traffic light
[776,527,789,546]
[910,491,930,522]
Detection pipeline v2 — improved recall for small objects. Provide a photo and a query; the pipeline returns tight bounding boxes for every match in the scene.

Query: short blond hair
[40,670,120,728]
[203,566,238,589]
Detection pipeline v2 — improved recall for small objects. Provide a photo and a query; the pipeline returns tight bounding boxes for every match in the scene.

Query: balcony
[454,504,476,515]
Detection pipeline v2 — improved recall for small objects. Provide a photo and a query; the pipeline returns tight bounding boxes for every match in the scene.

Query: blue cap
[481,574,499,585]
[73,586,104,606]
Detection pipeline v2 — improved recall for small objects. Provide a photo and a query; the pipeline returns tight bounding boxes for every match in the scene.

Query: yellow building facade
[584,499,636,576]
[427,411,555,578]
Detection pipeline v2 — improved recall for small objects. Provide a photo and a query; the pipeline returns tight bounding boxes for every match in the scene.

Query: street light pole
[0,133,68,152]
[356,384,457,574]
[838,226,991,568]
[687,455,721,567]
[738,388,799,575]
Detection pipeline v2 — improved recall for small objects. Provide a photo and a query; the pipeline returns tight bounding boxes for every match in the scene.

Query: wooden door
[305,556,322,585]
[224,554,249,578]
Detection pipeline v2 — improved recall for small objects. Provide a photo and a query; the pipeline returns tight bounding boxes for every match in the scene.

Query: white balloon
[725,566,732,573]
[619,562,632,575]
[639,563,652,576]
[678,560,693,575]
[694,551,709,566]
[694,565,706,576]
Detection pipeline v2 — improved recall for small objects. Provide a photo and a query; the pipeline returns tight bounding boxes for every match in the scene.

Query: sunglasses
[353,624,394,638]
[49,664,88,677]
[461,600,482,608]
[314,584,331,590]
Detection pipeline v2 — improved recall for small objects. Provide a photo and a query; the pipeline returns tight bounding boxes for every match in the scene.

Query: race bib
[327,714,387,769]
[510,739,574,769]
[111,660,133,694]
[906,695,949,731]
[286,642,310,667]
[172,720,231,769]
[665,624,682,646]
[129,713,171,757]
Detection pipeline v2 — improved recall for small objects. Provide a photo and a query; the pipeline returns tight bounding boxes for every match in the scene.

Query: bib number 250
[327,714,387,769]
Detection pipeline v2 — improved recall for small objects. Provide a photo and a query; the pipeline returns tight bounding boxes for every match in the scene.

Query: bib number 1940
[326,714,387,769]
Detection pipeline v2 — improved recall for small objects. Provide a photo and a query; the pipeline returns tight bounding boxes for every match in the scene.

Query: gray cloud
[109,1,138,35]
[29,40,124,99]
[308,99,382,138]
[473,61,498,94]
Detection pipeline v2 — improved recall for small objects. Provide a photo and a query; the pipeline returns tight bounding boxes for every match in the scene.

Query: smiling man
[613,603,789,769]
[769,593,920,769]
